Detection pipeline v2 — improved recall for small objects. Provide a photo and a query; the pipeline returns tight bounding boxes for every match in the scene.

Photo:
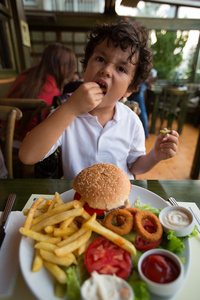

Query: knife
[0,194,16,249]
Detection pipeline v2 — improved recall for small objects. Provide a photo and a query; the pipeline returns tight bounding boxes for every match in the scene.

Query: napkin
[176,202,200,300]
[178,202,200,232]
[0,211,26,296]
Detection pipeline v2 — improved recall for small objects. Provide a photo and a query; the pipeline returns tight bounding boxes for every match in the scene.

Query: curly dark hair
[81,20,152,91]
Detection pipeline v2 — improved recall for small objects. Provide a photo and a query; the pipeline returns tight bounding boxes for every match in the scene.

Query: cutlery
[0,194,16,249]
[168,196,200,233]
[168,196,179,207]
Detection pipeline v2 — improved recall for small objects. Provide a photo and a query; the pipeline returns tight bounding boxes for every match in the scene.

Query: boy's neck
[90,105,115,127]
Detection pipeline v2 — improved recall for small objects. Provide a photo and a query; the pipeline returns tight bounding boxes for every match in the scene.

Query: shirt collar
[113,102,123,122]
[78,102,123,122]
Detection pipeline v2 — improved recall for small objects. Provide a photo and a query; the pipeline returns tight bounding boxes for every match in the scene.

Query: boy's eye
[96,56,104,62]
[118,66,126,73]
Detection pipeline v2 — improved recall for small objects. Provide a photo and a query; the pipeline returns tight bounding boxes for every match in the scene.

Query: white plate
[19,186,190,300]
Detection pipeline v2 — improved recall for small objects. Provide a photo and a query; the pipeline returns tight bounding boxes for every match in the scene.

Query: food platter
[19,185,190,300]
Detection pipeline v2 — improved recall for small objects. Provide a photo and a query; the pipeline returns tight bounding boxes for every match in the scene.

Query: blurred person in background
[6,43,75,179]
[127,68,157,139]
[7,43,76,139]
[71,71,83,81]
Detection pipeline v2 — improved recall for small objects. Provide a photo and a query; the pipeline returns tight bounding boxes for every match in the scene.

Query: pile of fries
[20,192,136,295]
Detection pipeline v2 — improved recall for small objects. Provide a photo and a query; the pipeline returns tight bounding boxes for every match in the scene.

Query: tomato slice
[74,192,81,200]
[74,192,106,216]
[85,236,132,280]
[134,219,162,251]
[83,203,106,216]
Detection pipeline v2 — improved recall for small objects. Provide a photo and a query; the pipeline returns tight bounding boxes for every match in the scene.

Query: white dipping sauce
[163,209,190,229]
[81,271,134,300]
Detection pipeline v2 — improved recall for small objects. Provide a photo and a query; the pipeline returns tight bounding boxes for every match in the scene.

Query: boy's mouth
[96,81,107,95]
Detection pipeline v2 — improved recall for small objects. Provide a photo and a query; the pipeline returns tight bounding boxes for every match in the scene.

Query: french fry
[53,227,76,237]
[82,210,91,220]
[44,225,55,234]
[32,249,43,272]
[35,242,58,252]
[69,220,79,231]
[43,261,67,284]
[23,198,45,229]
[37,201,52,211]
[23,209,29,216]
[47,192,63,211]
[82,213,137,256]
[31,208,84,232]
[32,200,81,225]
[59,217,74,229]
[74,242,87,257]
[55,229,92,257]
[40,249,75,267]
[57,227,89,247]
[23,209,43,218]
[19,227,61,244]
[55,282,66,298]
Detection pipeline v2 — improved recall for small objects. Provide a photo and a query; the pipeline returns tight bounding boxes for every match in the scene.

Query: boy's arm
[19,82,103,165]
[129,130,179,175]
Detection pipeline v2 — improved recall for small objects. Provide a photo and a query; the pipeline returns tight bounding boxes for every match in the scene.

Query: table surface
[0,179,200,300]
[1,179,200,210]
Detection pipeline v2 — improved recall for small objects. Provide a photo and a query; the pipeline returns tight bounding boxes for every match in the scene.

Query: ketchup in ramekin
[141,254,180,283]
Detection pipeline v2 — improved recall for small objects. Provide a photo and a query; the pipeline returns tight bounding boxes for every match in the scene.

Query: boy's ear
[123,87,135,98]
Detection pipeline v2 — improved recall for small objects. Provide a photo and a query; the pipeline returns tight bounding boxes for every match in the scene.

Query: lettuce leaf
[66,265,81,300]
[160,230,185,254]
[188,225,199,238]
[134,198,161,216]
[127,270,150,300]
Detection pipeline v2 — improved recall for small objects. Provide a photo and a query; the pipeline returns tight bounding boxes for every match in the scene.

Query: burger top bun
[73,163,131,210]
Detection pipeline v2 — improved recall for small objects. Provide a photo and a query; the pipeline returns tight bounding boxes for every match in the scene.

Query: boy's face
[83,39,138,108]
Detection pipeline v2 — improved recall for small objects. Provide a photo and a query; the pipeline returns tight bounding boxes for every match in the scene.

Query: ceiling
[120,0,200,8]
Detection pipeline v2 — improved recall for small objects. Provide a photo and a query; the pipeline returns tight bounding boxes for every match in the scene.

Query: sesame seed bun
[73,163,131,210]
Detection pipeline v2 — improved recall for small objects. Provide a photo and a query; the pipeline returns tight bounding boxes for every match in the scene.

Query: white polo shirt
[43,101,146,179]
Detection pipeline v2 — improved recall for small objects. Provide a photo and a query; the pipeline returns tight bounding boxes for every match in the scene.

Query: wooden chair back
[0,98,47,141]
[0,105,23,178]
[125,102,141,115]
[160,89,188,134]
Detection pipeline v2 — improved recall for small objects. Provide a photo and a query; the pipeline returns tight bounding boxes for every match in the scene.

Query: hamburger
[73,163,131,216]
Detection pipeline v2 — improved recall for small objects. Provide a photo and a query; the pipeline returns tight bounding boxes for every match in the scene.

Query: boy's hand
[66,82,103,115]
[153,128,179,161]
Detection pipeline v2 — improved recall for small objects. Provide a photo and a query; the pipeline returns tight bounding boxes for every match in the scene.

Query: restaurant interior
[1,2,200,300]
[0,0,200,180]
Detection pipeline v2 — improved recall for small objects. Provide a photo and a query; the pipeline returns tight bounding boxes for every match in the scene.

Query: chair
[0,98,47,141]
[146,87,163,134]
[125,102,141,115]
[159,89,188,134]
[0,106,22,178]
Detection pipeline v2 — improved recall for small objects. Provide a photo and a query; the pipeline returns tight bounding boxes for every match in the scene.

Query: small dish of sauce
[159,206,194,237]
[138,249,184,297]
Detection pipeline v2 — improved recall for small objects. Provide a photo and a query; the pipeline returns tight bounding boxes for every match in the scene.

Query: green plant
[151,30,189,81]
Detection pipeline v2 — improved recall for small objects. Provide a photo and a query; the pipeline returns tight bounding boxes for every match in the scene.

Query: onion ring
[104,209,133,235]
[134,210,163,242]
[117,207,140,227]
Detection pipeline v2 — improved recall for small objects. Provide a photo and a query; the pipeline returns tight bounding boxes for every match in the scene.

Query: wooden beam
[26,13,200,31]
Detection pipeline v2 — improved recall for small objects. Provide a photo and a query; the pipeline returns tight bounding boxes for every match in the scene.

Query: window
[0,14,15,72]
[116,0,176,18]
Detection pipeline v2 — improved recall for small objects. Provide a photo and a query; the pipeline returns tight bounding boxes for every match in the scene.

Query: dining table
[0,178,200,300]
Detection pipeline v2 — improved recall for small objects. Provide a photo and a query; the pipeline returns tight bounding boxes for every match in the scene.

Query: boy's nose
[100,65,112,78]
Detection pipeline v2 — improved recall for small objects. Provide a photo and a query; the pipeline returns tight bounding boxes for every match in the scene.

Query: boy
[19,20,179,179]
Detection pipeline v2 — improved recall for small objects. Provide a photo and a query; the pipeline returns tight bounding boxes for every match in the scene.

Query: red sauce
[141,254,180,283]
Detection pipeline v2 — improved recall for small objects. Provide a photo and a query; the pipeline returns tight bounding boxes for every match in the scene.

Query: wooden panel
[26,13,200,31]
